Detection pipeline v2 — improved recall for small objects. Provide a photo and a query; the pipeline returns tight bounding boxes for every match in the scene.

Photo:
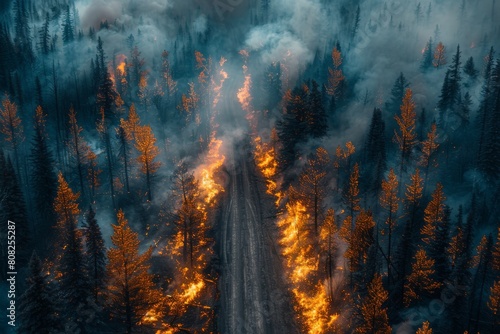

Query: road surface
[217,73,297,334]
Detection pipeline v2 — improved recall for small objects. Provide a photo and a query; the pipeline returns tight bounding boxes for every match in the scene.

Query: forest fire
[278,200,338,333]
[195,136,225,204]
[116,54,127,75]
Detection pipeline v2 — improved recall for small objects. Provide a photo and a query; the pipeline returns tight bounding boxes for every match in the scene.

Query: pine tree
[364,108,386,193]
[30,106,57,254]
[433,42,446,68]
[67,106,91,201]
[107,209,160,333]
[478,59,500,178]
[327,46,346,101]
[463,56,478,80]
[345,211,375,277]
[0,95,24,177]
[476,47,495,163]
[117,125,131,193]
[135,125,160,201]
[299,147,330,234]
[416,321,433,334]
[120,103,141,142]
[307,80,328,138]
[54,172,93,332]
[419,122,439,191]
[171,162,207,268]
[13,0,35,64]
[421,183,446,244]
[386,73,409,116]
[394,88,417,178]
[488,280,500,326]
[343,163,361,220]
[404,248,442,306]
[97,108,116,209]
[18,252,61,334]
[38,13,50,55]
[421,37,434,71]
[380,168,399,283]
[84,207,106,304]
[0,154,31,264]
[62,5,74,44]
[405,169,424,234]
[469,234,493,333]
[320,209,337,300]
[355,274,392,334]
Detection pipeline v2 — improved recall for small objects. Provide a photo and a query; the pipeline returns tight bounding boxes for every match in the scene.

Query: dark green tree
[84,206,107,304]
[307,80,328,138]
[363,108,386,193]
[18,252,61,334]
[30,106,57,254]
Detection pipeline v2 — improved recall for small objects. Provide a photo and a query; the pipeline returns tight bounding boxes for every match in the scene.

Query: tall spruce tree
[18,252,61,334]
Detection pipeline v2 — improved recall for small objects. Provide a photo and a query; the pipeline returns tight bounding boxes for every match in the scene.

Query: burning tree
[380,168,399,283]
[394,88,417,178]
[0,95,24,176]
[298,147,330,235]
[327,46,346,101]
[355,274,391,334]
[135,124,160,201]
[404,248,442,306]
[106,209,161,334]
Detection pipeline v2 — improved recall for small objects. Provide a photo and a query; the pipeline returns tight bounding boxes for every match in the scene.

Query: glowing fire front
[278,200,339,333]
[195,136,226,205]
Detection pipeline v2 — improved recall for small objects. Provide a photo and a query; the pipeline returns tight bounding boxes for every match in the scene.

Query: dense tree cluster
[0,0,498,333]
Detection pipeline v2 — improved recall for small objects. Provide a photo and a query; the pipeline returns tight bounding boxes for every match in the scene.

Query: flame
[195,136,225,205]
[116,54,127,75]
[277,200,338,333]
[253,136,283,205]
[212,57,228,110]
[237,71,252,113]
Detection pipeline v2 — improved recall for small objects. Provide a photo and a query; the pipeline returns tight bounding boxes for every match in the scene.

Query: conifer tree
[307,80,328,138]
[343,163,361,221]
[38,13,51,55]
[0,154,30,264]
[84,207,106,304]
[62,5,74,44]
[327,46,345,101]
[364,108,386,193]
[463,56,478,81]
[488,280,500,326]
[54,172,93,332]
[469,234,493,333]
[419,122,439,192]
[0,95,24,177]
[405,169,423,233]
[18,252,61,334]
[299,147,330,234]
[135,125,160,201]
[394,88,417,178]
[433,42,446,68]
[404,248,442,305]
[30,106,57,253]
[421,183,446,244]
[386,73,409,116]
[416,321,432,334]
[345,211,375,277]
[380,168,398,283]
[421,37,434,71]
[107,209,160,333]
[355,274,391,334]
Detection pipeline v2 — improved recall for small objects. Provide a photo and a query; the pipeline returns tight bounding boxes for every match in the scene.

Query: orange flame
[116,54,127,75]
[195,136,225,204]
[277,200,339,333]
